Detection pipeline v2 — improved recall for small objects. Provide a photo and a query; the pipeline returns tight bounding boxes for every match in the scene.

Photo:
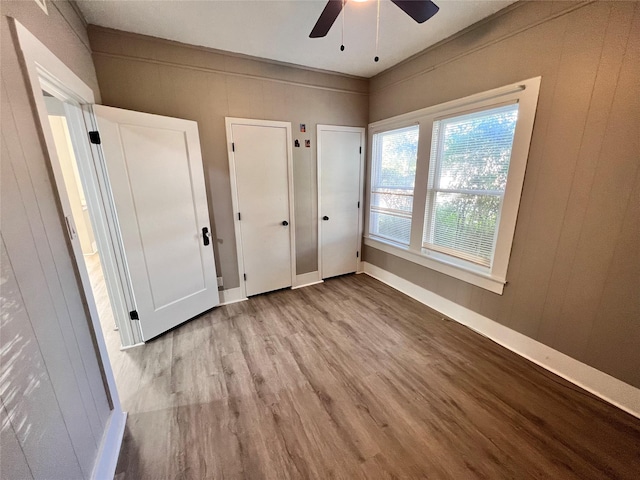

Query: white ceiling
[76,0,516,78]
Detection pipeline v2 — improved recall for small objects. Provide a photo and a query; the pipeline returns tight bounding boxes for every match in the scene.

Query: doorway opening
[42,91,122,351]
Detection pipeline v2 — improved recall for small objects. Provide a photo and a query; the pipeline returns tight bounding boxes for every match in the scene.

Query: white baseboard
[119,341,144,351]
[363,262,640,419]
[219,287,247,305]
[91,409,127,480]
[293,271,323,289]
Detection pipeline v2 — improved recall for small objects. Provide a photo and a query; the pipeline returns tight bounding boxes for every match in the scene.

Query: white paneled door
[227,119,295,297]
[94,105,219,340]
[318,126,365,279]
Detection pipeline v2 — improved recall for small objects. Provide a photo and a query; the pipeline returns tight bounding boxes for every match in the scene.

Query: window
[423,103,519,267]
[369,126,419,245]
[366,78,541,294]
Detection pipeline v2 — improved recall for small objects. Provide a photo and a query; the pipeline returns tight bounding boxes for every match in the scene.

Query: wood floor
[98,271,640,479]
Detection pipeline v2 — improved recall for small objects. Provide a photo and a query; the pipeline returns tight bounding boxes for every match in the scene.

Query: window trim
[365,77,541,295]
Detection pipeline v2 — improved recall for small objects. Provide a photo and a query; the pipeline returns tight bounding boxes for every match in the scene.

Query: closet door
[318,125,365,279]
[227,119,295,297]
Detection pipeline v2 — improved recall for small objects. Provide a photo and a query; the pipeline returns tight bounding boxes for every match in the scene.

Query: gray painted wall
[1,1,112,478]
[87,26,369,289]
[1,4,637,479]
[366,1,640,388]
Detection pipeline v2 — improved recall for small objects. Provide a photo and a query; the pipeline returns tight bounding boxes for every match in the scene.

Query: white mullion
[368,134,382,236]
[409,118,434,252]
[423,118,445,248]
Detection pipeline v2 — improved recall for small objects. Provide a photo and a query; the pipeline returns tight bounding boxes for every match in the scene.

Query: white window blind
[423,103,519,267]
[369,125,419,245]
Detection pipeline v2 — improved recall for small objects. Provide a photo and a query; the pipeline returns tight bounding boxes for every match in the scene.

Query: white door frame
[79,104,143,347]
[14,21,142,349]
[317,125,366,279]
[13,18,128,478]
[225,117,296,298]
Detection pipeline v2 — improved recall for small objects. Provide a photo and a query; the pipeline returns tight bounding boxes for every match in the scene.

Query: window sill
[363,236,506,294]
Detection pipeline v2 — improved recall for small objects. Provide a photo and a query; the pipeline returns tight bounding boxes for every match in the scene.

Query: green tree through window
[424,104,519,266]
[370,126,419,244]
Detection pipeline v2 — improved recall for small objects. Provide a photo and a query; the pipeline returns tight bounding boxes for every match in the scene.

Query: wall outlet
[217,276,224,288]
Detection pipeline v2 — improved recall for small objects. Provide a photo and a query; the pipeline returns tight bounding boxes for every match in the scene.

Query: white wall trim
[293,271,323,289]
[91,410,127,480]
[364,237,505,294]
[363,261,640,419]
[219,287,247,306]
[119,342,145,351]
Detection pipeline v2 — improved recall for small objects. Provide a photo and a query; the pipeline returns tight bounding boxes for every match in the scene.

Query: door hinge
[359,146,362,154]
[129,310,139,320]
[356,251,359,258]
[357,201,360,208]
[232,142,235,152]
[64,215,76,239]
[238,212,241,221]
[89,131,101,144]
[243,273,247,281]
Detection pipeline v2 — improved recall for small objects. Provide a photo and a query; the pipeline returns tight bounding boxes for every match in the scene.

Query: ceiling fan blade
[391,0,439,24]
[310,0,345,38]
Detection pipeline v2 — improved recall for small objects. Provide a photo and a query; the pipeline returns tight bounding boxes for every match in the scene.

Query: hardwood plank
[104,274,640,479]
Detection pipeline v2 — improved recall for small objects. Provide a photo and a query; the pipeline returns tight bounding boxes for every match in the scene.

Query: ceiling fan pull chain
[374,0,380,62]
[340,0,345,51]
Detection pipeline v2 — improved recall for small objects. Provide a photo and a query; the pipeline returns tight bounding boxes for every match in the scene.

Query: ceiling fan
[310,0,440,38]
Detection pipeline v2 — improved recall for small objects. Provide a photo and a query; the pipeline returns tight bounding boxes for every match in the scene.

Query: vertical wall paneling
[506,3,610,338]
[0,226,84,478]
[584,170,640,384]
[0,401,33,480]
[537,3,636,345]
[1,1,116,477]
[552,4,640,359]
[1,77,98,476]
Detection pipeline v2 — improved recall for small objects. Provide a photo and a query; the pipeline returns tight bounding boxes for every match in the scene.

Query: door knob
[282,220,289,226]
[322,216,329,221]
